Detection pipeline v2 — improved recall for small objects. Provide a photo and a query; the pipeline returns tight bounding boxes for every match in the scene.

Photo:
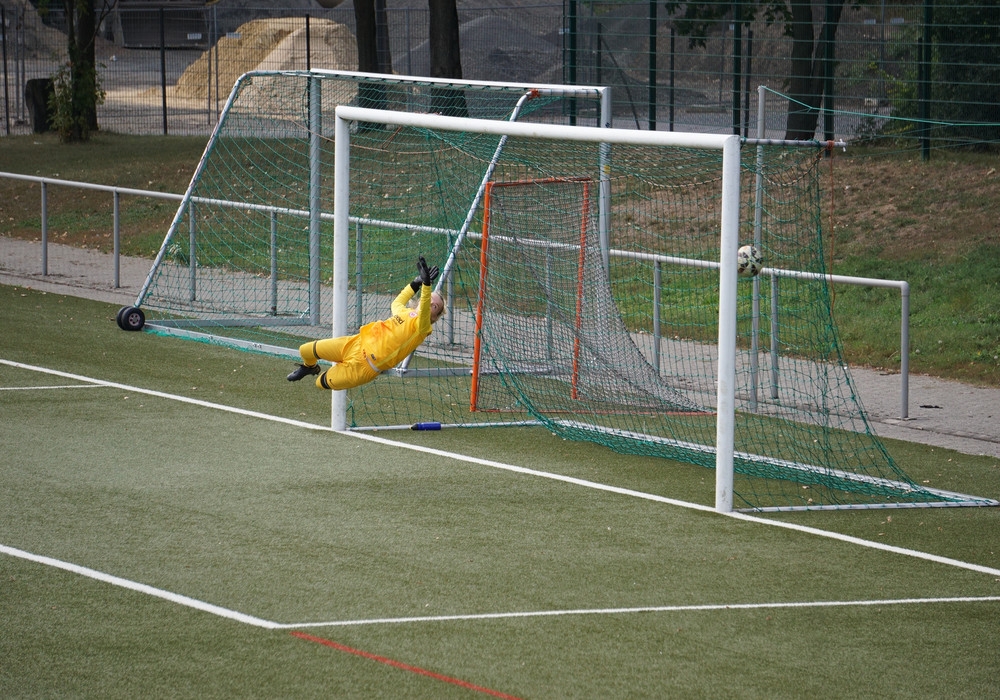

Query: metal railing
[0,171,185,287]
[0,169,913,418]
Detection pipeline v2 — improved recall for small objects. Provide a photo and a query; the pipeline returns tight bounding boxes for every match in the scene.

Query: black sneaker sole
[287,364,321,382]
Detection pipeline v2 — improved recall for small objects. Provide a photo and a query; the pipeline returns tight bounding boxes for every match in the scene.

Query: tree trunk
[783,0,821,140]
[783,0,845,140]
[428,0,467,117]
[76,0,98,133]
[354,0,392,73]
[375,0,392,74]
[353,0,389,120]
[58,0,99,141]
[353,0,380,74]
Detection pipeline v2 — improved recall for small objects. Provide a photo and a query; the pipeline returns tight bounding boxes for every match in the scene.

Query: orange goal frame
[470,177,592,412]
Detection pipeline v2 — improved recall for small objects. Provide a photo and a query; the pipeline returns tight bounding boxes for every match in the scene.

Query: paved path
[3,237,998,458]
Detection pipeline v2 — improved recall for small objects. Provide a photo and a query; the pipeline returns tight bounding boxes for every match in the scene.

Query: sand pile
[169,17,357,101]
[2,0,71,58]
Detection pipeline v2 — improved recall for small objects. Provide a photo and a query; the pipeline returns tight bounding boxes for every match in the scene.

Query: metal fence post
[40,180,48,275]
[113,190,121,288]
[159,7,168,135]
[270,210,278,315]
[2,5,9,136]
[653,260,662,373]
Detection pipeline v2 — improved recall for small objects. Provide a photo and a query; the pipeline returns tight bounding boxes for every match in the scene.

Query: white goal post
[332,105,743,512]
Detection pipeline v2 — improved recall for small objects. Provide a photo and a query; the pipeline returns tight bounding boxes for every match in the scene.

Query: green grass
[831,246,1000,382]
[824,148,1000,384]
[0,132,208,189]
[0,133,207,255]
[2,284,999,698]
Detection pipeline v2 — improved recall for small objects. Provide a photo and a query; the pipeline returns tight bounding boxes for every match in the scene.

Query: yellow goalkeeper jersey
[359,284,433,371]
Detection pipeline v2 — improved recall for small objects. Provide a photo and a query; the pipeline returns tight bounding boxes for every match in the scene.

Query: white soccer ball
[736,244,763,277]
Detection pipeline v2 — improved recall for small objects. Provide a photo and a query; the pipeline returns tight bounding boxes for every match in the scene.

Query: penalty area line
[0,543,281,629]
[0,359,332,432]
[281,595,1000,629]
[7,359,999,579]
[0,384,108,391]
[3,540,996,635]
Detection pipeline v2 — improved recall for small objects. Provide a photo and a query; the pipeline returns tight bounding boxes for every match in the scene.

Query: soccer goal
[122,69,610,351]
[329,104,996,513]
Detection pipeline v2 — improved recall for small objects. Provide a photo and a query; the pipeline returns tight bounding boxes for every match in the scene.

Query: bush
[49,59,105,142]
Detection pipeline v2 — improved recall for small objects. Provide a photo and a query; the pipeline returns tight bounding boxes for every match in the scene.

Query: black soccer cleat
[287,363,321,382]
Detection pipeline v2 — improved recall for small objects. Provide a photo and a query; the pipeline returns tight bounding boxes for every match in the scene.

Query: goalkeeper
[286,256,445,390]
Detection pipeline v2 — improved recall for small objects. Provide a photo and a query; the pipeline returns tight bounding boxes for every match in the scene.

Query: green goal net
[128,70,995,512]
[327,106,995,512]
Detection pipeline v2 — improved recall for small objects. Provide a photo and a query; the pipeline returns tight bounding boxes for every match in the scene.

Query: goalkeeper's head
[409,290,445,323]
[430,291,445,323]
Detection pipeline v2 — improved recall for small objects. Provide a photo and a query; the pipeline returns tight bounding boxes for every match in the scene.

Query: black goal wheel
[117,306,145,331]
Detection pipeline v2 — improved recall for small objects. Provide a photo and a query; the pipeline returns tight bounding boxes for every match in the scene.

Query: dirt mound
[169,17,356,101]
[2,0,70,59]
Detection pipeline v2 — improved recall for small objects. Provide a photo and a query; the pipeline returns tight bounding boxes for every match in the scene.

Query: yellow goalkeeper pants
[298,336,380,391]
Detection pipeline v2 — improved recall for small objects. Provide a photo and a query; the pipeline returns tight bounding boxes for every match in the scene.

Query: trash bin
[24,78,55,133]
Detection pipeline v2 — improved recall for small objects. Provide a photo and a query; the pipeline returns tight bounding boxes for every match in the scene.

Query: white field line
[280,596,1000,629]
[0,384,107,391]
[4,357,1000,596]
[1,541,998,631]
[0,359,332,432]
[0,543,280,629]
[344,430,1000,578]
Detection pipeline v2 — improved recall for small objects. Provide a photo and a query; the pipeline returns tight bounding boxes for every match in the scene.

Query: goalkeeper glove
[417,256,439,287]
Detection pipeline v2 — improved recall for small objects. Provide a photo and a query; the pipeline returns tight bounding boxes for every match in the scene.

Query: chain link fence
[1,0,998,148]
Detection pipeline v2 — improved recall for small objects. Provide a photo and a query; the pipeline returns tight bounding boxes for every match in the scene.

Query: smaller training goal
[120,69,609,351]
[471,176,704,418]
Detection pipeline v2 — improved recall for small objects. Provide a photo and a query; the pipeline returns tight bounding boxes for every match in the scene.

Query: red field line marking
[290,630,522,699]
